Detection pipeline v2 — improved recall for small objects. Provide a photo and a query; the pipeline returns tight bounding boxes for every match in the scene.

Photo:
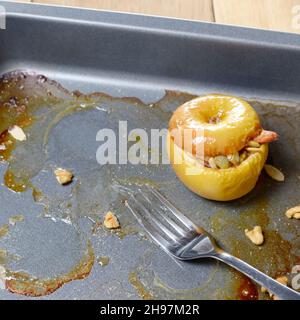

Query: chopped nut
[285,206,300,219]
[294,213,300,219]
[276,276,288,286]
[104,211,120,229]
[8,125,26,141]
[264,164,284,182]
[245,226,264,245]
[254,130,278,144]
[54,168,73,185]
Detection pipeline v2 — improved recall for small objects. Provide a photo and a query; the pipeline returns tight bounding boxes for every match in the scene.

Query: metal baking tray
[0,1,299,300]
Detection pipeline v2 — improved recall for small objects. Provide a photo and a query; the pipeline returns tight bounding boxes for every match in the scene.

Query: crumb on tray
[54,168,73,185]
[245,226,264,245]
[285,206,300,219]
[104,211,120,229]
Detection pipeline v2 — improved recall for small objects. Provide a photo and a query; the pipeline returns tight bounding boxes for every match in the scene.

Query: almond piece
[264,164,284,182]
[246,147,262,153]
[8,125,26,141]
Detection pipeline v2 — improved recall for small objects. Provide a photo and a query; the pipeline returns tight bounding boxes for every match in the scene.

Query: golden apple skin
[169,94,261,157]
[167,133,268,201]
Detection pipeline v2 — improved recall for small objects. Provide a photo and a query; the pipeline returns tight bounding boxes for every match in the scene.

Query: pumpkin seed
[240,151,248,162]
[264,164,284,182]
[247,140,261,148]
[214,156,230,169]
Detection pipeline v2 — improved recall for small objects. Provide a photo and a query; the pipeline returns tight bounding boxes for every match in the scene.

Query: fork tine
[146,185,199,232]
[127,194,182,244]
[125,198,175,252]
[139,190,188,238]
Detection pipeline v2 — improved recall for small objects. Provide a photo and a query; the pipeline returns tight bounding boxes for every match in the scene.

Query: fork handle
[213,251,300,300]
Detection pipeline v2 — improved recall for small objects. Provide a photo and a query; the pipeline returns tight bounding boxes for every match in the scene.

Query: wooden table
[15,0,300,34]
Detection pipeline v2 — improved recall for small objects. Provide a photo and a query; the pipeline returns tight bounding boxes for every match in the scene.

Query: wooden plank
[32,0,214,22]
[213,0,300,33]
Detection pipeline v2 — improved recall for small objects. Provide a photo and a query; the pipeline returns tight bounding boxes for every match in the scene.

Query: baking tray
[0,1,299,300]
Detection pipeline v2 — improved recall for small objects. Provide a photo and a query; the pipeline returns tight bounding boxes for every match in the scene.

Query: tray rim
[2,0,300,50]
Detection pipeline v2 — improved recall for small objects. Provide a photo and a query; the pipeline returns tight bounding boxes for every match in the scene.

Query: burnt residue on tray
[5,241,94,297]
[0,70,299,299]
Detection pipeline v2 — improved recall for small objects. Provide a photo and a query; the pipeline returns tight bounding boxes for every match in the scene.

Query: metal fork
[122,185,300,300]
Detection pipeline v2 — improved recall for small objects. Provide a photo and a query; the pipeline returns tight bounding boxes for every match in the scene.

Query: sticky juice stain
[209,198,299,300]
[128,271,154,300]
[0,225,9,238]
[5,241,94,297]
[4,170,29,193]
